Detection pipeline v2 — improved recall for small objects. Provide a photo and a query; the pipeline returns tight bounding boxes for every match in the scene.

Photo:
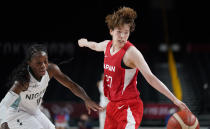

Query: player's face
[28,51,49,78]
[110,24,130,45]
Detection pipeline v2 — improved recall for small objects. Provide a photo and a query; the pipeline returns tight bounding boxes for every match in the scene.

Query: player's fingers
[86,103,97,112]
[179,102,191,113]
[94,104,104,111]
[182,103,191,112]
[88,107,91,115]
[85,104,90,114]
[90,101,102,110]
[89,105,98,111]
[89,101,103,111]
[92,108,97,112]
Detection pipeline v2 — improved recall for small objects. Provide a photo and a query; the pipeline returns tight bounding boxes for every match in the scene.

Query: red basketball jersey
[104,41,140,101]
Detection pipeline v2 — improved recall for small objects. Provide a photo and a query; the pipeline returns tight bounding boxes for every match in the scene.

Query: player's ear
[27,60,31,66]
[109,29,113,36]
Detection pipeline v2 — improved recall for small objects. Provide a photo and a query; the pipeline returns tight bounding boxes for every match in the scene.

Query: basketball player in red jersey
[78,7,190,129]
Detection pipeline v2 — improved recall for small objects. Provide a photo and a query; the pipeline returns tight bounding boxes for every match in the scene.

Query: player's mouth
[118,40,125,44]
[40,70,46,75]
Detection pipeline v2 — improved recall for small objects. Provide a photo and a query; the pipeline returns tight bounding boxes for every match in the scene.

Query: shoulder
[48,63,59,70]
[124,45,143,67]
[10,81,29,94]
[101,40,110,47]
[101,40,110,44]
[126,45,140,56]
[100,40,110,48]
[47,63,60,78]
[101,40,110,52]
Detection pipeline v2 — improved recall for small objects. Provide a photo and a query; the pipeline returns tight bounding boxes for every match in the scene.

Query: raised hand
[78,38,88,47]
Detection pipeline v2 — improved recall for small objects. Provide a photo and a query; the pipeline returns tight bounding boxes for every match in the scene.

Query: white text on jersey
[25,88,46,100]
[104,64,115,72]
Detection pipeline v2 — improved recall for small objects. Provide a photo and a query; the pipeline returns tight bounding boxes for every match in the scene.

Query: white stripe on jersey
[125,106,136,129]
[122,69,137,95]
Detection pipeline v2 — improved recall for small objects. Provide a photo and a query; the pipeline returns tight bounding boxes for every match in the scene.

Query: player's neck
[110,43,123,56]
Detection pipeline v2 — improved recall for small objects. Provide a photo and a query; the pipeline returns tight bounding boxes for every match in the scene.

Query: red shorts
[104,97,143,129]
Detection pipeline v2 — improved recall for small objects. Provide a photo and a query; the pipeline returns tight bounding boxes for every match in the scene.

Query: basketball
[167,110,200,129]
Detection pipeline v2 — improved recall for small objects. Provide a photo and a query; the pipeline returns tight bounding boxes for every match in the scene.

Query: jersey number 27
[105,75,112,88]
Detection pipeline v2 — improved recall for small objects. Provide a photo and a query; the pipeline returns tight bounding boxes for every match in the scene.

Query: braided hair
[7,44,48,87]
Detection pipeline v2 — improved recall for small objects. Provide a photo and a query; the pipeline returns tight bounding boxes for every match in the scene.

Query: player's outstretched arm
[125,46,190,111]
[48,63,104,114]
[78,38,109,52]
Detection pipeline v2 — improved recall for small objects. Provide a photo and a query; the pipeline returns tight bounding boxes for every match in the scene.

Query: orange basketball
[167,110,200,129]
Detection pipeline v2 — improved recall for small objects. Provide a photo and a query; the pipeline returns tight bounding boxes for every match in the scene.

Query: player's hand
[78,38,88,47]
[84,99,104,114]
[1,122,10,129]
[173,98,191,112]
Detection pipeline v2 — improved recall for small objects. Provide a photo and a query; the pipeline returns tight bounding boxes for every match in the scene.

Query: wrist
[85,42,89,47]
[171,97,177,104]
[82,96,91,102]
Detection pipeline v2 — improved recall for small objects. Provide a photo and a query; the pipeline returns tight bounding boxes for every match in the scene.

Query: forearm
[147,75,177,102]
[78,38,108,52]
[69,83,90,101]
[0,105,8,123]
[84,41,98,51]
[0,91,19,122]
[63,79,91,101]
[51,64,92,101]
[0,91,19,108]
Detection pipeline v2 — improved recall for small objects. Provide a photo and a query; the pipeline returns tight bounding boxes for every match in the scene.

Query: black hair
[7,44,48,87]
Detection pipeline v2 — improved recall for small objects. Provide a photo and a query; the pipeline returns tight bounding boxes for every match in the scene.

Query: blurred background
[0,0,210,128]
